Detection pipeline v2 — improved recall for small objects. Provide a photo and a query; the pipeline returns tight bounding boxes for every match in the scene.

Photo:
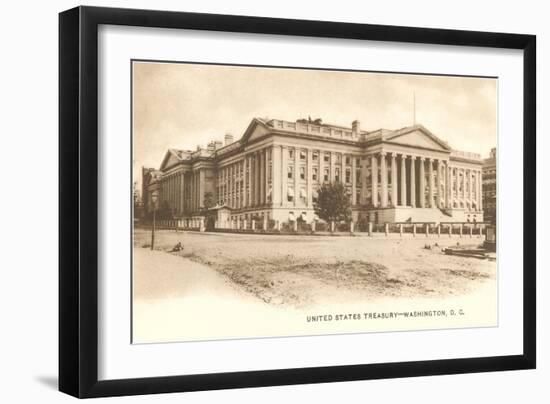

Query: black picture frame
[59,5,536,398]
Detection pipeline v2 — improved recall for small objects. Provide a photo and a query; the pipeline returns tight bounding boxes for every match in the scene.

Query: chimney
[224,132,234,145]
[352,120,361,135]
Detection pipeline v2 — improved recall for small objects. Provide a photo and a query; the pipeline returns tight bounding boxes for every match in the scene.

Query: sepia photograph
[131,61,497,344]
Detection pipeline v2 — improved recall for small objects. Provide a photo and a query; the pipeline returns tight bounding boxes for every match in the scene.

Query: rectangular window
[312,152,319,161]
[335,168,340,182]
[300,188,307,203]
[300,150,306,160]
[287,187,294,202]
[356,191,361,205]
[324,153,330,163]
[345,156,351,165]
[300,166,305,180]
[289,149,294,159]
[323,168,329,182]
[356,169,361,185]
[356,158,361,166]
[345,168,351,183]
[313,167,318,181]
[288,165,293,179]
[336,154,342,163]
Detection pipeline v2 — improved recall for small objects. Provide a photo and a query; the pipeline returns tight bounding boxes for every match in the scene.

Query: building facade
[482,148,497,225]
[142,117,484,225]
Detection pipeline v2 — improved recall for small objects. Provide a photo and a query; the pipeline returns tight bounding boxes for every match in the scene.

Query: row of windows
[287,149,361,166]
[286,165,363,184]
[284,186,363,205]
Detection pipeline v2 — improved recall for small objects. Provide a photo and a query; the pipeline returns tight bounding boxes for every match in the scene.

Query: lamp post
[150,190,159,250]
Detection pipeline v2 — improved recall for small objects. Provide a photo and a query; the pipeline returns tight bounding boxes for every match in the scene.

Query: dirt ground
[133,229,496,309]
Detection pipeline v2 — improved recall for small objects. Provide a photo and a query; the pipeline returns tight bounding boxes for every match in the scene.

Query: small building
[482,148,497,225]
[141,167,162,217]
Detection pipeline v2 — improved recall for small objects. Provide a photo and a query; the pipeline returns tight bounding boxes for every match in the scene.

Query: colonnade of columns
[367,152,482,211]
[156,147,483,218]
[160,170,186,215]
[218,146,273,209]
[159,169,209,215]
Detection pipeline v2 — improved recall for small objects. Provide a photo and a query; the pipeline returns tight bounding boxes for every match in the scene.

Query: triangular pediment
[159,150,183,171]
[240,118,271,144]
[385,125,450,151]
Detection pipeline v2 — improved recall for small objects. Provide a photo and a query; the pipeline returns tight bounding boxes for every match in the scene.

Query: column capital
[380,151,387,157]
[391,151,397,158]
[408,154,416,160]
[419,156,426,162]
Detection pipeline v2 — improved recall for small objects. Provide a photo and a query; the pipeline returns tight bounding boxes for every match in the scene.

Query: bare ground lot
[133,229,496,309]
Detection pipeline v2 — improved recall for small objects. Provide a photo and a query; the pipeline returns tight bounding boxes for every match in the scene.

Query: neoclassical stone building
[143,117,484,225]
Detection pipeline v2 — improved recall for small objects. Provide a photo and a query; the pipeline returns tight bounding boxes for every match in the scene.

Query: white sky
[133,61,497,185]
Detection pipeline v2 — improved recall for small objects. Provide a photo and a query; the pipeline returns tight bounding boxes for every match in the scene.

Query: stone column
[173,175,178,215]
[465,169,470,207]
[259,150,265,206]
[255,152,260,206]
[180,172,185,213]
[462,168,466,201]
[272,147,281,206]
[234,167,238,209]
[188,173,191,211]
[371,154,378,207]
[341,153,345,184]
[448,164,453,209]
[409,155,416,208]
[307,148,313,207]
[351,155,357,205]
[390,152,397,207]
[194,172,197,211]
[281,146,287,207]
[228,165,233,208]
[330,152,336,182]
[419,157,425,208]
[167,175,171,211]
[380,152,388,208]
[469,169,474,205]
[400,154,407,206]
[294,147,299,207]
[443,161,448,208]
[248,158,253,207]
[223,168,227,208]
[436,160,442,208]
[240,160,245,208]
[361,156,367,204]
[248,157,252,207]
[265,148,270,205]
[318,150,324,184]
[225,168,228,207]
[199,170,205,210]
[245,154,252,207]
[427,158,434,208]
[478,170,483,211]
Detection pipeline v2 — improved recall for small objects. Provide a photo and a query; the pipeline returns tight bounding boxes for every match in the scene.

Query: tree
[314,182,351,223]
[202,191,216,210]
